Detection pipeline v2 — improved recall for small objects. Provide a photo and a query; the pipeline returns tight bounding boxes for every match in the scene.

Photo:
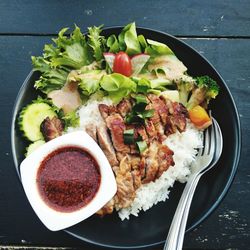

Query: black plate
[11,27,241,249]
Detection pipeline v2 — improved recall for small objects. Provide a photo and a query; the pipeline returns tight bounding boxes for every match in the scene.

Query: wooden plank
[0,0,249,36]
[0,36,249,249]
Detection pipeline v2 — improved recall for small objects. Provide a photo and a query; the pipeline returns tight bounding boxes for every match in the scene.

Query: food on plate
[18,22,220,220]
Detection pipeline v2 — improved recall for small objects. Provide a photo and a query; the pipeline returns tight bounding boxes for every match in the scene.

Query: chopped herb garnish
[136,141,147,153]
[125,94,154,125]
[123,129,135,144]
[134,94,148,104]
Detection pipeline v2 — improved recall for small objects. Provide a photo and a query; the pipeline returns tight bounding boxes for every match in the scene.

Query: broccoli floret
[186,75,219,110]
[175,79,195,106]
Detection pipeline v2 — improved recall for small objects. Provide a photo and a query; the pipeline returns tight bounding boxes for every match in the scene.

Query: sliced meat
[117,98,132,117]
[171,102,188,132]
[147,103,166,142]
[114,156,136,209]
[139,156,146,180]
[128,154,141,170]
[119,155,131,174]
[131,169,141,189]
[97,125,119,166]
[142,141,159,184]
[156,144,175,178]
[145,120,157,140]
[147,94,169,125]
[40,116,64,142]
[135,125,149,143]
[105,113,130,153]
[99,104,110,119]
[85,124,97,142]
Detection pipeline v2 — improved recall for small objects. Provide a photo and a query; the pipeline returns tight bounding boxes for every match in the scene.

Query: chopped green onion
[136,141,147,153]
[133,102,147,112]
[123,129,135,144]
[125,114,145,124]
[141,109,154,118]
[135,94,148,104]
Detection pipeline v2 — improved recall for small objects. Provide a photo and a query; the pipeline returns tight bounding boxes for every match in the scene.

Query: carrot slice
[189,105,212,129]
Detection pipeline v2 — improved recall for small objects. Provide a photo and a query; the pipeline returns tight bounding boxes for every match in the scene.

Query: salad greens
[19,22,219,153]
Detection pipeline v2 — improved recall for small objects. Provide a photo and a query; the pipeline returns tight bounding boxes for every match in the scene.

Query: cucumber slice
[26,140,45,156]
[19,103,56,141]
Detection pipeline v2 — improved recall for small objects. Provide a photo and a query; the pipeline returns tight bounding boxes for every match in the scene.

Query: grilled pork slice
[147,94,169,126]
[114,156,136,209]
[117,98,132,117]
[97,125,119,166]
[131,169,141,189]
[146,100,166,142]
[98,104,110,119]
[40,117,64,142]
[145,120,157,140]
[105,113,130,153]
[141,141,159,184]
[171,102,188,132]
[156,144,175,178]
[163,98,188,134]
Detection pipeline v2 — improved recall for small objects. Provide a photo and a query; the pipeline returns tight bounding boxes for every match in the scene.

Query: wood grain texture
[0,0,249,36]
[0,35,249,249]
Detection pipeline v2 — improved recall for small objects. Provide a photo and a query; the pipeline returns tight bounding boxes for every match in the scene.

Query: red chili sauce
[36,146,101,212]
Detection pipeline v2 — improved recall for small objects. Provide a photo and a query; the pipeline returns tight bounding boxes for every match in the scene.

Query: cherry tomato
[113,52,132,77]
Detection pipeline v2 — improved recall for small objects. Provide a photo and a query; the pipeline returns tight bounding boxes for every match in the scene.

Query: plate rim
[11,26,241,249]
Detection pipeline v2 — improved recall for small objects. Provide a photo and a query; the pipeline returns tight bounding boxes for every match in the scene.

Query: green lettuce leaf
[119,22,142,55]
[77,70,106,96]
[88,25,106,61]
[107,22,142,56]
[51,25,93,69]
[100,73,136,103]
[145,39,174,57]
[107,34,120,53]
[32,56,70,94]
[62,110,80,128]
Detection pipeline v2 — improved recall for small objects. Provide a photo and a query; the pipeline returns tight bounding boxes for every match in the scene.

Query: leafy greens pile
[32,22,175,99]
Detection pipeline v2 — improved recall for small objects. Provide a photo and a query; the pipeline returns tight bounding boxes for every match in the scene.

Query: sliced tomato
[113,52,132,77]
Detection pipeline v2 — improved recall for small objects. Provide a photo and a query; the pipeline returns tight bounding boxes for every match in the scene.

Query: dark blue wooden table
[0,1,249,249]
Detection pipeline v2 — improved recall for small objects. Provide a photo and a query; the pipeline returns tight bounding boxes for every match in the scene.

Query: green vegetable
[19,102,56,142]
[150,78,172,89]
[77,70,106,96]
[106,22,142,56]
[88,25,106,61]
[125,94,154,125]
[107,35,120,53]
[186,76,219,110]
[136,141,147,153]
[100,73,136,103]
[32,57,70,94]
[26,140,45,156]
[50,26,93,69]
[175,79,195,106]
[61,110,80,128]
[118,22,142,55]
[135,95,148,104]
[145,39,174,57]
[123,129,135,144]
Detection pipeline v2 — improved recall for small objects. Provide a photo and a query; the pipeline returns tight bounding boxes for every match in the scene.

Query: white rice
[67,95,112,133]
[67,97,203,220]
